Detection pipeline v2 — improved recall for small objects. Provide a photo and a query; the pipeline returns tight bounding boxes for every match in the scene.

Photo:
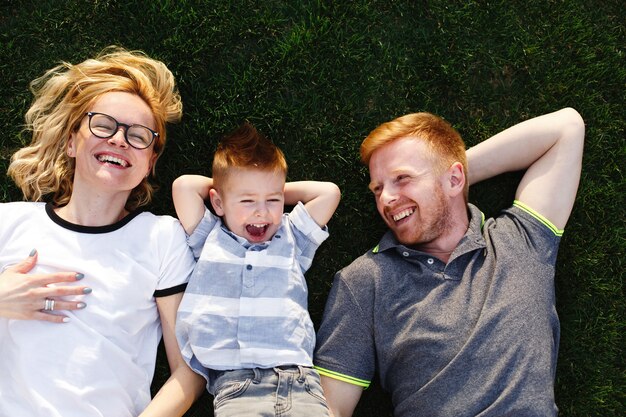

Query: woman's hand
[0,250,91,323]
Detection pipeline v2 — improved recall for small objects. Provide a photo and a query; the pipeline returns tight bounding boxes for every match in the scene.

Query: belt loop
[253,367,261,384]
[296,365,306,383]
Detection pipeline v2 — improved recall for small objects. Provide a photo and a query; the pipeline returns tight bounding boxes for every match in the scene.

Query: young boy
[173,122,340,416]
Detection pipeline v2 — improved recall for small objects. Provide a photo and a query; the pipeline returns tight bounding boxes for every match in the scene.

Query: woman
[0,47,204,417]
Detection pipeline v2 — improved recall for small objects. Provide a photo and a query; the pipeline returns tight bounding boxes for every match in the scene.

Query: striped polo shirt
[176,202,328,380]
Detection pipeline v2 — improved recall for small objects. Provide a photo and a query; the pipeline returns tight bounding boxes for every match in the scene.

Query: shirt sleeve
[187,208,219,260]
[288,202,329,273]
[154,216,196,295]
[314,269,375,389]
[501,201,563,266]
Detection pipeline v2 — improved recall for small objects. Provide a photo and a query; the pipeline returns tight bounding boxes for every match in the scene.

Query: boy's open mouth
[246,223,268,237]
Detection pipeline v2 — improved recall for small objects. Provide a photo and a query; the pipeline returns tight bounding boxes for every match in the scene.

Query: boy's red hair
[212,122,287,188]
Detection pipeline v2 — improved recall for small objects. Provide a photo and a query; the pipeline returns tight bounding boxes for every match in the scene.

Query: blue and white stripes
[176,202,328,378]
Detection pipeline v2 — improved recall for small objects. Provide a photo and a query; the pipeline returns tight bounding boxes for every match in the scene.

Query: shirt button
[402,252,409,257]
[427,258,435,265]
[246,265,252,270]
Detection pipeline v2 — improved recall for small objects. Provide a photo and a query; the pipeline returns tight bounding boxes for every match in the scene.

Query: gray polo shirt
[315,202,561,417]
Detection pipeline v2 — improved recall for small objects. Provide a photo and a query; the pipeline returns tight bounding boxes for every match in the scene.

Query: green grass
[1,1,623,416]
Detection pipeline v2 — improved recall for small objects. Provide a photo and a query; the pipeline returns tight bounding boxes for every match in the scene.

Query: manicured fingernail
[77,302,86,309]
[62,317,71,323]
[29,248,37,257]
[83,288,92,294]
[75,273,85,280]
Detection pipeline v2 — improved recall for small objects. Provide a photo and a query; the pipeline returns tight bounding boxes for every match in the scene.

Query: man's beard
[393,185,452,247]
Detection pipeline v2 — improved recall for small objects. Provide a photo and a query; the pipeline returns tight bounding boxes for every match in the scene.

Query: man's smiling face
[368,137,452,247]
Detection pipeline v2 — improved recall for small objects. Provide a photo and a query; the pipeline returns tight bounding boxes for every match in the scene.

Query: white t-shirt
[0,202,195,417]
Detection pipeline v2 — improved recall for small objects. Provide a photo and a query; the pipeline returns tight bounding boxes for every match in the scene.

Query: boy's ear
[209,188,225,216]
[444,162,466,197]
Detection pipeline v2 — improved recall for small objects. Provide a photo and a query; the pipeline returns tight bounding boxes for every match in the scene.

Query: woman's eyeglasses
[86,112,158,150]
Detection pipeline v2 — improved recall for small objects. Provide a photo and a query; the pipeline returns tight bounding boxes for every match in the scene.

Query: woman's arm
[139,293,206,417]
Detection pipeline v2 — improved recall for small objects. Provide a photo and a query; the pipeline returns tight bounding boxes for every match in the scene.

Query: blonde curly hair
[8,46,182,211]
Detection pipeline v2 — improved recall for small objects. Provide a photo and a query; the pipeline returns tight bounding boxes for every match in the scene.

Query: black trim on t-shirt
[154,282,188,298]
[45,202,143,234]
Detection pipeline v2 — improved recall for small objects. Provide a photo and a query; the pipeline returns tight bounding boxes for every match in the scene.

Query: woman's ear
[67,133,76,157]
[147,153,157,178]
[209,188,225,216]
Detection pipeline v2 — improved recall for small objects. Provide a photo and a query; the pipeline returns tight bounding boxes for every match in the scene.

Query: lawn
[0,1,623,416]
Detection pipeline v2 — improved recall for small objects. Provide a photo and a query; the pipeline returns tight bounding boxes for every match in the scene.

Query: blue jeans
[210,366,330,417]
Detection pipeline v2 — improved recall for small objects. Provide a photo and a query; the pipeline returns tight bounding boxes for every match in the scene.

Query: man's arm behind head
[467,107,584,230]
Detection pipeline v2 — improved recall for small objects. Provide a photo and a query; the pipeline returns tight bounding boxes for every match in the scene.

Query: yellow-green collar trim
[314,366,371,389]
[513,200,564,236]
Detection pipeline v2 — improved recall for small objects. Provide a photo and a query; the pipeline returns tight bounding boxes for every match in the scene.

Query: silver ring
[44,298,55,311]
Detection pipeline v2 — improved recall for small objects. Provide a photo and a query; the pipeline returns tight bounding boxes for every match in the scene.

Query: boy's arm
[172,175,213,234]
[284,181,341,227]
[467,107,585,230]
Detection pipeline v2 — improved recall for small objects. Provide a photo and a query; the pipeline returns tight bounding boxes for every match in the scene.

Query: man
[314,108,584,417]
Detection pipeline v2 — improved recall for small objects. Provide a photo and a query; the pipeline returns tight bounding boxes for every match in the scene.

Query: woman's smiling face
[67,91,157,196]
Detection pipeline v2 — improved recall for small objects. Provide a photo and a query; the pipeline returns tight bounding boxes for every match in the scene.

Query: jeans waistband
[212,365,311,384]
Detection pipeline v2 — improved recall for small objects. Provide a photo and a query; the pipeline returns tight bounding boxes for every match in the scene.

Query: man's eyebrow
[367,167,426,190]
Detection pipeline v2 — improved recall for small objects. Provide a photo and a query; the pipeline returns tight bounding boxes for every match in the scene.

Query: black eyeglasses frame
[85,112,159,150]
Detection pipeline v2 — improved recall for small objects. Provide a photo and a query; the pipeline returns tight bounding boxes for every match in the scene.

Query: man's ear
[445,162,466,197]
[209,188,225,216]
